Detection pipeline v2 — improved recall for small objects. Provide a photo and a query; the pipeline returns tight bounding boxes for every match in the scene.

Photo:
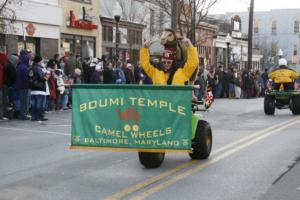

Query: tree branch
[0,0,9,15]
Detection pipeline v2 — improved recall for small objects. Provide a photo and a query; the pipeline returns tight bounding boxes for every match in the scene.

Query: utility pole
[171,0,178,30]
[247,0,254,70]
[190,0,196,45]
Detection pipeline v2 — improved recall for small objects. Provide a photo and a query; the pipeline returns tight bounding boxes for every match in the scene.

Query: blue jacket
[15,54,30,90]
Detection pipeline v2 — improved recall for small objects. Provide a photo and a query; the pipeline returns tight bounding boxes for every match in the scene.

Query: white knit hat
[74,68,81,75]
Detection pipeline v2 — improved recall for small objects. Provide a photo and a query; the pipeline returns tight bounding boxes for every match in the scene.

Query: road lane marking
[211,116,300,156]
[0,127,70,136]
[46,124,71,127]
[105,116,300,200]
[129,118,300,200]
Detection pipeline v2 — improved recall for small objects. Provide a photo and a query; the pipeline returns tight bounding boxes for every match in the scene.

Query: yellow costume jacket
[139,47,199,85]
[268,66,299,83]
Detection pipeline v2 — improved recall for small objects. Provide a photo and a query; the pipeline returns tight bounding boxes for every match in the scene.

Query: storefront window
[61,33,95,58]
[61,34,74,57]
[82,36,95,58]
[75,36,82,56]
[18,36,39,55]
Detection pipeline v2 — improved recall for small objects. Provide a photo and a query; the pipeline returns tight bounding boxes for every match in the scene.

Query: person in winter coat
[261,68,268,97]
[65,54,82,77]
[133,64,142,84]
[242,69,251,98]
[30,55,49,122]
[2,54,18,118]
[4,54,18,87]
[90,64,102,84]
[53,54,61,69]
[54,67,66,110]
[234,71,242,99]
[0,52,8,121]
[46,59,58,112]
[268,58,299,90]
[227,68,236,98]
[103,62,115,84]
[113,61,126,84]
[15,53,30,120]
[122,63,135,84]
[73,68,82,84]
[214,66,223,98]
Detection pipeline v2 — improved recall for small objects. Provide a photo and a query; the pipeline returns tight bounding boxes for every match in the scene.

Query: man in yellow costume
[268,58,299,90]
[139,38,199,85]
[138,38,200,168]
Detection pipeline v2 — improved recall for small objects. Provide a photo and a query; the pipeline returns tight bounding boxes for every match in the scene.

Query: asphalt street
[0,98,299,200]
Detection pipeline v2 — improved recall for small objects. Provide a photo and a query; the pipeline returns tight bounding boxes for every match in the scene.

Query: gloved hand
[143,40,153,48]
[181,38,193,48]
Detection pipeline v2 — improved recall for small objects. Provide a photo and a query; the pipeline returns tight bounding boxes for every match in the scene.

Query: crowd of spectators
[194,65,271,101]
[0,50,150,122]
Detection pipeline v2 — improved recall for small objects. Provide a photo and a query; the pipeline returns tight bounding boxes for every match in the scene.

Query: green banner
[71,85,192,152]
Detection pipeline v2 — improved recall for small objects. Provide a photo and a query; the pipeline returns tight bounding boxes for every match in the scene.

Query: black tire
[138,152,165,168]
[292,95,300,115]
[189,120,212,160]
[264,95,275,115]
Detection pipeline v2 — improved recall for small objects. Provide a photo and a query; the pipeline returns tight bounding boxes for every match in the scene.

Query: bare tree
[103,0,148,25]
[0,0,22,34]
[256,36,279,68]
[104,0,170,39]
[152,0,218,43]
[117,0,148,24]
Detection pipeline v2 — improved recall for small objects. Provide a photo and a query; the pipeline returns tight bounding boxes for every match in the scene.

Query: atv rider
[139,38,199,85]
[268,58,299,90]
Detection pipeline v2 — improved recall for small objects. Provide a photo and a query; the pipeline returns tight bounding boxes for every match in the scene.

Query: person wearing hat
[268,58,299,90]
[139,38,198,85]
[90,63,102,84]
[30,55,49,122]
[46,59,58,112]
[15,52,30,120]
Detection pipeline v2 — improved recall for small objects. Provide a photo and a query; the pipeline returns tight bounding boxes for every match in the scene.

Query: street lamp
[112,2,122,61]
[225,33,232,69]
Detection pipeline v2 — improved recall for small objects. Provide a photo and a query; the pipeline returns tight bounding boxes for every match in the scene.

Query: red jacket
[0,53,8,89]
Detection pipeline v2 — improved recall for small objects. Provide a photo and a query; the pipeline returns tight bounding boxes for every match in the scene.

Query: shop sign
[26,23,36,36]
[69,10,98,30]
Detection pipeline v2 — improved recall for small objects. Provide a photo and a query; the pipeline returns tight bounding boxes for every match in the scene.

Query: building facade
[195,22,218,68]
[207,15,263,71]
[101,17,145,63]
[59,0,101,58]
[218,9,300,71]
[214,32,262,72]
[99,0,152,63]
[0,0,62,58]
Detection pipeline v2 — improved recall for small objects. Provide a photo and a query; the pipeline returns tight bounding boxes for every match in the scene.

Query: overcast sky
[210,0,300,14]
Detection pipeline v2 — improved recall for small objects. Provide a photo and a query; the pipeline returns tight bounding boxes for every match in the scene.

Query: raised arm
[181,38,199,79]
[290,70,299,79]
[139,41,156,79]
